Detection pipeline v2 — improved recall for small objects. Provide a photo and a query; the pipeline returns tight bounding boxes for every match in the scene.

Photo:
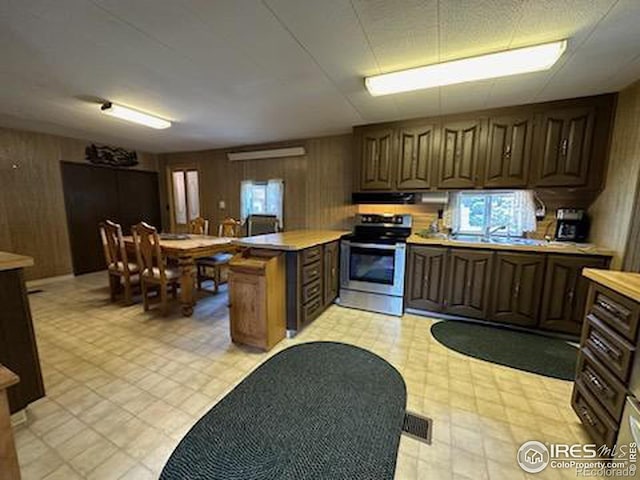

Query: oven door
[340,240,406,297]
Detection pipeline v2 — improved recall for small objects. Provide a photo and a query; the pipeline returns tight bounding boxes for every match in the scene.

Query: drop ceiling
[0,0,639,153]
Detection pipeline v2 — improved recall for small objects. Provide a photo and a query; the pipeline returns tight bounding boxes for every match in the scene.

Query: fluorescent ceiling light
[227,146,306,162]
[100,102,171,129]
[365,40,567,96]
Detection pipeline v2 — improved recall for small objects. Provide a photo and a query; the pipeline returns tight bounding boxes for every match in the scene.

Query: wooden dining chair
[189,217,209,235]
[197,217,241,293]
[100,220,139,304]
[132,222,180,316]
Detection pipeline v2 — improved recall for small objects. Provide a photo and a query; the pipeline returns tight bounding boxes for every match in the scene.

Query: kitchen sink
[450,235,544,246]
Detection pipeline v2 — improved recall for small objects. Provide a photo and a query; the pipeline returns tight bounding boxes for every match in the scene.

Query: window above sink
[446,190,538,238]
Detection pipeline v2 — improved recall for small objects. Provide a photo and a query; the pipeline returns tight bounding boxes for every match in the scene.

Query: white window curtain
[266,179,284,229]
[240,179,285,229]
[443,190,537,235]
[513,190,537,234]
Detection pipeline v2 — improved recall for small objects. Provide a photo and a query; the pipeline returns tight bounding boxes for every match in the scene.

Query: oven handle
[344,241,403,251]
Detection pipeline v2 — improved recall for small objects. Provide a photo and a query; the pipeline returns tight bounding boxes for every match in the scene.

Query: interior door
[445,249,493,319]
[61,162,161,275]
[61,163,120,275]
[116,169,161,235]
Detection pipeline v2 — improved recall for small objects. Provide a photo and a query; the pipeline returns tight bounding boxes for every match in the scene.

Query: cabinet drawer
[581,314,635,383]
[572,383,618,448]
[302,295,323,325]
[589,284,640,341]
[301,246,322,265]
[302,279,322,304]
[576,348,626,421]
[302,261,322,285]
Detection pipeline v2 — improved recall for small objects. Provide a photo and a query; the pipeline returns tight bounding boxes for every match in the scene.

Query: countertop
[407,234,614,257]
[233,230,349,251]
[583,269,640,303]
[0,252,34,272]
[0,365,19,390]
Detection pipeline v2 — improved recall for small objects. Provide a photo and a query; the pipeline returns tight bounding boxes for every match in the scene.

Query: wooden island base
[0,366,20,480]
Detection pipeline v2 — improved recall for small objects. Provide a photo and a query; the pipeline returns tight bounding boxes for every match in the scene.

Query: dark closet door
[61,162,161,275]
[116,169,161,235]
[61,163,119,275]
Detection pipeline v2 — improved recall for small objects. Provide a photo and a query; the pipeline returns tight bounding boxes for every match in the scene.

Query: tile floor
[13,272,590,480]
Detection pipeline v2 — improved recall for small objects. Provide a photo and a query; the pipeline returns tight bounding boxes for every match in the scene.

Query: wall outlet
[218,200,226,209]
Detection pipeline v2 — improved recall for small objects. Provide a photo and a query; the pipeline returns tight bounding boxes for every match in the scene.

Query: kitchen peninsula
[233,230,348,333]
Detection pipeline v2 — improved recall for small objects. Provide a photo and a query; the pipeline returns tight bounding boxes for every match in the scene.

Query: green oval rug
[430,321,578,380]
[161,341,406,480]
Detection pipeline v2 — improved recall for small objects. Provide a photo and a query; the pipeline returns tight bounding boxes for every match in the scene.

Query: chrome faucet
[484,224,507,240]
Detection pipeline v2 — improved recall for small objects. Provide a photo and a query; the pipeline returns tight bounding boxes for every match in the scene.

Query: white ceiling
[0,0,639,153]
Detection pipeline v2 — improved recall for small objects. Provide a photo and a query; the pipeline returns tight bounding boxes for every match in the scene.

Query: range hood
[352,192,415,204]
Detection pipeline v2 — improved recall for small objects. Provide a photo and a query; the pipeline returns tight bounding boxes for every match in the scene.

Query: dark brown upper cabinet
[534,106,595,187]
[483,114,533,188]
[539,255,610,335]
[405,246,448,312]
[445,249,493,319]
[437,119,483,189]
[396,125,436,190]
[359,127,395,190]
[490,252,545,327]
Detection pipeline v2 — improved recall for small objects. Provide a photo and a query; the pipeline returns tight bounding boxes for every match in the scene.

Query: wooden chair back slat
[189,217,209,235]
[100,220,129,272]
[132,222,165,281]
[218,217,242,238]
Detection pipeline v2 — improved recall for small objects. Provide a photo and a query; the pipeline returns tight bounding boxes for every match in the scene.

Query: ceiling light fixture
[100,102,171,129]
[227,146,306,162]
[365,40,567,96]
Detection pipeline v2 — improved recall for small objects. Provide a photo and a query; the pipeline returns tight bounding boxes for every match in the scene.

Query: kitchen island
[0,252,45,414]
[233,230,348,333]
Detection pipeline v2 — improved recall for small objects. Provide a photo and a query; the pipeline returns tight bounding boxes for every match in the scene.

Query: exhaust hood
[352,192,415,204]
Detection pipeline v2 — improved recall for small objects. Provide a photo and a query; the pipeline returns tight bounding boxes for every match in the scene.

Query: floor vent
[402,412,432,444]
[27,289,43,295]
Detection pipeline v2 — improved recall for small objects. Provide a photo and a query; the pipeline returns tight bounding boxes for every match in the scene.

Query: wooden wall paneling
[0,126,159,280]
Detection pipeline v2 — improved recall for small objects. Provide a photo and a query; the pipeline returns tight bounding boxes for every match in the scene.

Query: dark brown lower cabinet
[490,252,545,326]
[0,268,45,413]
[323,241,339,306]
[539,255,610,334]
[405,246,448,312]
[445,249,493,319]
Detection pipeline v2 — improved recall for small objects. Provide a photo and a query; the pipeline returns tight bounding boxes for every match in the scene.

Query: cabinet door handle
[560,138,569,157]
[580,406,597,427]
[504,144,512,159]
[596,299,618,316]
[590,334,621,361]
[567,289,574,304]
[513,282,520,297]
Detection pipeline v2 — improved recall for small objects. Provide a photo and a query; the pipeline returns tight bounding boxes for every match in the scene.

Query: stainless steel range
[337,213,412,316]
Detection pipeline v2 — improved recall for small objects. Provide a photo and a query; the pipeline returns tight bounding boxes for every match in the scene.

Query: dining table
[123,234,238,316]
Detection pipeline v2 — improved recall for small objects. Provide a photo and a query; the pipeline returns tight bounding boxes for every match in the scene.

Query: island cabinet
[354,93,615,192]
[572,270,640,448]
[489,252,545,327]
[539,255,610,335]
[404,244,612,335]
[287,240,340,331]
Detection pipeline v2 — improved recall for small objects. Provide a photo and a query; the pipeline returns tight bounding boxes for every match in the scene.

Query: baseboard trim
[26,274,75,288]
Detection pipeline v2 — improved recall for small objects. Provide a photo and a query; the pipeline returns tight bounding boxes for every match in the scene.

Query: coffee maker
[554,208,589,242]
